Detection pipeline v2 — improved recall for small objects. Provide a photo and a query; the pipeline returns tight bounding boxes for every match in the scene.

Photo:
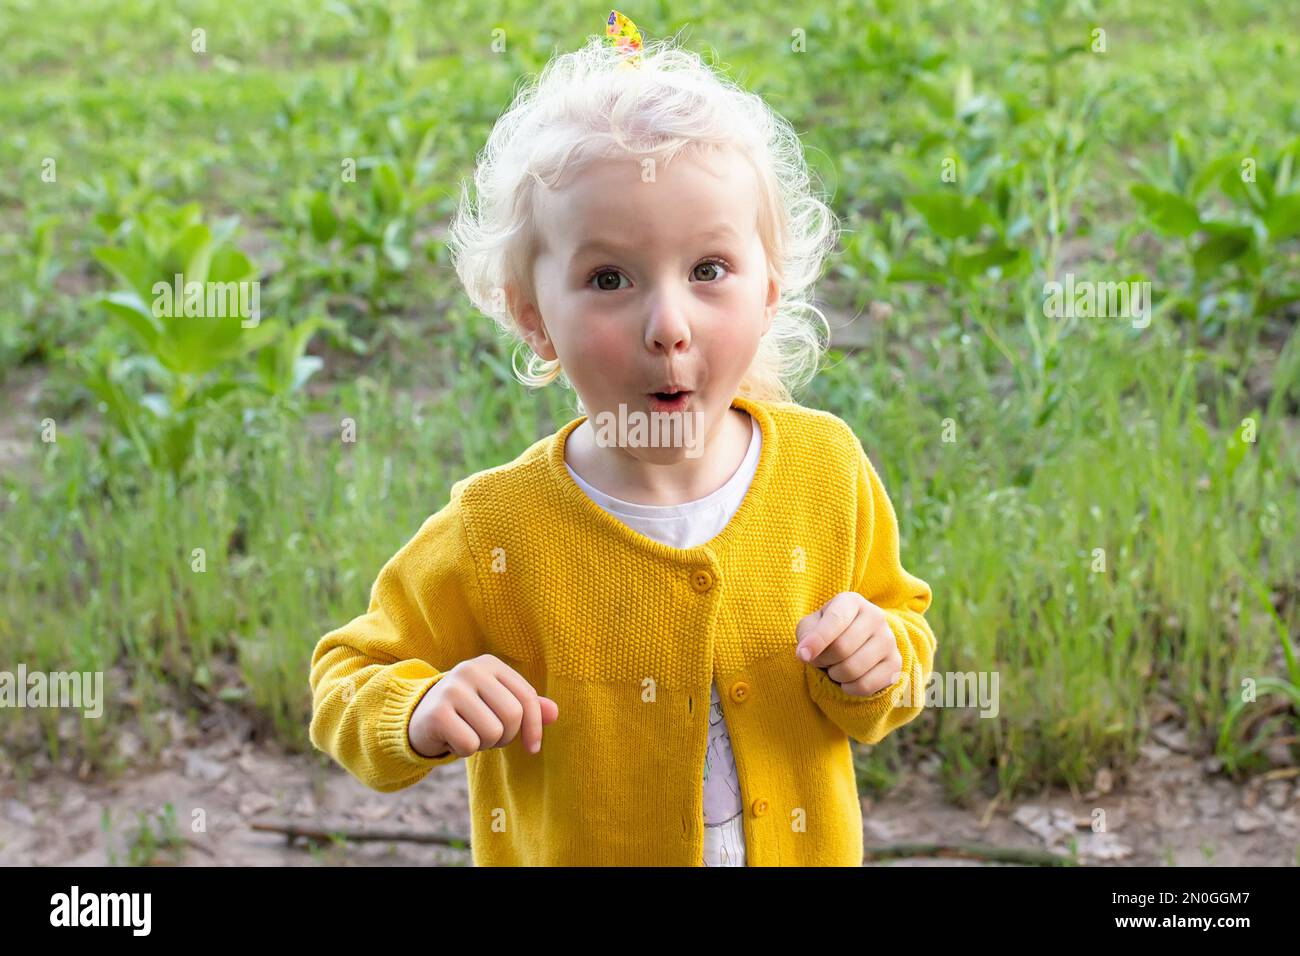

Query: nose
[643,284,692,355]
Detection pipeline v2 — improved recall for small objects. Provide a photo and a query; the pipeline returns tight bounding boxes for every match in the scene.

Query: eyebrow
[571,224,741,259]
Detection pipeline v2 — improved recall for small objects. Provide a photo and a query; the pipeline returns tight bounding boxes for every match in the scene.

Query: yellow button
[751,798,769,817]
[729,681,750,703]
[690,569,713,592]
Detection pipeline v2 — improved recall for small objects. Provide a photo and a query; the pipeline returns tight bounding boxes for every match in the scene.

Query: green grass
[1,0,1297,802]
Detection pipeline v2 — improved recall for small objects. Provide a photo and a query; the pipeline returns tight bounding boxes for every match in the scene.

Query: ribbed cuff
[375,671,461,769]
[809,660,905,708]
[805,620,913,743]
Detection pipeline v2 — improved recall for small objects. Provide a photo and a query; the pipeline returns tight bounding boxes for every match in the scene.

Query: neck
[566,406,753,506]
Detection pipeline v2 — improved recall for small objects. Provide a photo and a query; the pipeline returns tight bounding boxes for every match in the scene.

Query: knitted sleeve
[806,431,936,746]
[308,483,486,791]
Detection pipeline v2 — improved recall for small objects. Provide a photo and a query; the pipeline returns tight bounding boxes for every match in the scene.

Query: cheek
[708,284,767,346]
[565,315,631,370]
[710,325,762,376]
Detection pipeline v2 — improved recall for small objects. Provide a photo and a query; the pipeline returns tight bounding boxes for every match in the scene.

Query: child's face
[511,147,778,462]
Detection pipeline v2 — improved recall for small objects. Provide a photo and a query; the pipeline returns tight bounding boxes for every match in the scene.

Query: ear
[506,282,557,361]
[762,275,779,336]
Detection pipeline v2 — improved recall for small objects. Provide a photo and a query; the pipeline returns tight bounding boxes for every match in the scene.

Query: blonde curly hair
[446,30,839,410]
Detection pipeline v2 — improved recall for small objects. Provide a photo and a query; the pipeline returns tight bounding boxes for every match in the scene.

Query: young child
[308,11,936,867]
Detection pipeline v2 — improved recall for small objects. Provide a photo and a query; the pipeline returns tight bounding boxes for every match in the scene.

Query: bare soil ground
[2,700,1296,867]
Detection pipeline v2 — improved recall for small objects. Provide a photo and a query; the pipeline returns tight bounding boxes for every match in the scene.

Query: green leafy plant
[297,117,444,309]
[1216,574,1300,774]
[126,803,187,866]
[1021,0,1094,108]
[100,803,187,866]
[1127,134,1300,354]
[84,201,325,478]
[0,214,69,374]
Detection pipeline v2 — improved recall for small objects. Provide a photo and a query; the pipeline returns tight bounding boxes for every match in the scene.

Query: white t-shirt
[564,411,762,867]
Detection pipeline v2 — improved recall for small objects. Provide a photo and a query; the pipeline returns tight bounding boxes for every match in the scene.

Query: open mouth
[647,389,693,409]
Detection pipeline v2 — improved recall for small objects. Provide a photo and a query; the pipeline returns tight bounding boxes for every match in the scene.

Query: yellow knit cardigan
[308,394,937,865]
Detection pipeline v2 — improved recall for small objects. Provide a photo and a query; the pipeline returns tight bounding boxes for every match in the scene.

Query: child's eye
[692,258,730,282]
[589,269,630,292]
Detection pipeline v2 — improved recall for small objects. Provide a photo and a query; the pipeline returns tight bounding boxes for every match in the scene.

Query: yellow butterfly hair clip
[605,9,644,69]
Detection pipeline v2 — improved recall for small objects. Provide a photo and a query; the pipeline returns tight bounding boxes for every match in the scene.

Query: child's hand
[408,655,559,758]
[795,592,904,698]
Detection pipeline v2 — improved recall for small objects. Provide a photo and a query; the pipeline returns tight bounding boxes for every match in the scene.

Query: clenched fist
[408,654,559,759]
[795,592,904,698]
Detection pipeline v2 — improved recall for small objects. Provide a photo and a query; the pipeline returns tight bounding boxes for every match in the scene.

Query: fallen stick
[250,818,471,848]
[862,842,1077,866]
[184,836,216,857]
[253,818,1072,867]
